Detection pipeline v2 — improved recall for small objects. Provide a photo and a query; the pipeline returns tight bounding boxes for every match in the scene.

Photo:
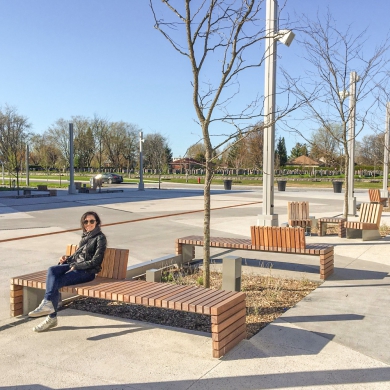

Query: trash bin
[332,181,343,193]
[277,180,287,191]
[223,179,232,190]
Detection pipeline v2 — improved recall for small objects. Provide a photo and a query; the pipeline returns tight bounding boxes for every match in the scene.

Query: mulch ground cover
[67,270,320,339]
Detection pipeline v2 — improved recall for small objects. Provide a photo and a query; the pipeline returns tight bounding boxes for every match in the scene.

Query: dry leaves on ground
[67,270,320,339]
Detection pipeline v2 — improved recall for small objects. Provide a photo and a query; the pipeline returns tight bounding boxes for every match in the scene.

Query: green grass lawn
[0,173,386,190]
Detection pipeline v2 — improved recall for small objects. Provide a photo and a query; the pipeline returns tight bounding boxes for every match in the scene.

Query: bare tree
[0,105,31,191]
[309,124,343,167]
[121,123,139,176]
[47,118,71,170]
[286,11,389,217]
[150,0,299,286]
[91,115,109,172]
[143,133,169,189]
[104,121,128,169]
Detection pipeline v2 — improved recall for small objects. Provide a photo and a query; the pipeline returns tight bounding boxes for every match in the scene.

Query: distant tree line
[0,106,388,186]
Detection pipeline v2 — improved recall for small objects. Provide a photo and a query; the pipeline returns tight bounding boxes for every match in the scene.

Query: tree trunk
[203,159,212,288]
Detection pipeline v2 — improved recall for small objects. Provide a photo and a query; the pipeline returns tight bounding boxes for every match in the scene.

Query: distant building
[169,158,203,171]
[287,155,321,167]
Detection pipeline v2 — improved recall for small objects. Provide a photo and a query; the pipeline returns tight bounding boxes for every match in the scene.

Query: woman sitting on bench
[28,211,107,332]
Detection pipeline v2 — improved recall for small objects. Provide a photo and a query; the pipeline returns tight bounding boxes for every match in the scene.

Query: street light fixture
[258,0,295,227]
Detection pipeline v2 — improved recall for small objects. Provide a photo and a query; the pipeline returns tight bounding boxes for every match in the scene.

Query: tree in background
[187,142,206,165]
[356,133,384,171]
[275,137,288,168]
[73,116,95,170]
[47,118,71,169]
[143,133,169,189]
[0,105,31,191]
[91,115,109,172]
[289,142,309,160]
[121,123,139,176]
[286,11,389,217]
[104,121,129,169]
[309,124,343,168]
[30,133,60,174]
[164,145,173,171]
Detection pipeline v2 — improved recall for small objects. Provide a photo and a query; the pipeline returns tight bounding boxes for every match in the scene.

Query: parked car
[94,173,123,184]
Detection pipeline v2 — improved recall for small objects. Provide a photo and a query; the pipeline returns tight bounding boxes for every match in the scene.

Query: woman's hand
[59,255,68,264]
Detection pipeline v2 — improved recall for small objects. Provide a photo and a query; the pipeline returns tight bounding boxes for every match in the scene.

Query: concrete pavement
[1,183,390,389]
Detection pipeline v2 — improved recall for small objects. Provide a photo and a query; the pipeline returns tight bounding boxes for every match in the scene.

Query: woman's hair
[80,211,101,231]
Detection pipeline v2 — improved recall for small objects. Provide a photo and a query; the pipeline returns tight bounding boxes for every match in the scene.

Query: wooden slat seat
[345,202,383,240]
[10,245,245,358]
[368,189,387,207]
[176,227,334,280]
[288,201,312,234]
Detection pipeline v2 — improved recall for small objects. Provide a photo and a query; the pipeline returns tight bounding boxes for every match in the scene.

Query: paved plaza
[1,182,390,389]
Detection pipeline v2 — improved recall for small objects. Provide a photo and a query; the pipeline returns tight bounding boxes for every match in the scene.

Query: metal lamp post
[68,123,77,194]
[258,0,295,227]
[347,71,359,216]
[138,131,144,191]
[25,144,30,186]
[382,102,390,198]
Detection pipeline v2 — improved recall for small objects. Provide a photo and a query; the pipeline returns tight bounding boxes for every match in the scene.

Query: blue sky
[0,0,389,158]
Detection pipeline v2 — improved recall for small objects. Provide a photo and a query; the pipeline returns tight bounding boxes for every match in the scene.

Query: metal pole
[138,131,144,191]
[1,162,4,185]
[258,0,278,226]
[347,71,358,216]
[68,123,76,194]
[383,102,390,198]
[26,144,29,186]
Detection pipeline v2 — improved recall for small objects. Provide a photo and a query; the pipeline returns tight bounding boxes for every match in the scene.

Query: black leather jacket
[66,229,107,274]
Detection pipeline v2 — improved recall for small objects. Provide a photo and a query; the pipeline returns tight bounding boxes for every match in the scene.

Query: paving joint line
[0,201,262,243]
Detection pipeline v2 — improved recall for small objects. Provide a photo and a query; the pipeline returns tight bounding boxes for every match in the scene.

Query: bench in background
[176,226,334,280]
[288,201,312,234]
[345,202,383,241]
[368,189,387,207]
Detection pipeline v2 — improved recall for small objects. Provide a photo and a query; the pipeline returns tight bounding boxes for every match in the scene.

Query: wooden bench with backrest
[10,245,246,358]
[345,202,383,241]
[368,189,387,207]
[176,226,334,280]
[288,201,312,234]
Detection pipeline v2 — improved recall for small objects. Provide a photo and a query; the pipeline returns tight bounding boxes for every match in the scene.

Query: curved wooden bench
[10,245,246,358]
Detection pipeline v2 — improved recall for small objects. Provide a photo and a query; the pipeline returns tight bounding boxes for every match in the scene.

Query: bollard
[146,268,162,283]
[222,256,242,292]
[198,177,201,184]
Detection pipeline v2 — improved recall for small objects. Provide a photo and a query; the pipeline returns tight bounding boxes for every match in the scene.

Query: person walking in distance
[29,211,107,332]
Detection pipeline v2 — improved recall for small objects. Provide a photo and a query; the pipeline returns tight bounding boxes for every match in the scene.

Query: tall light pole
[258,0,295,227]
[382,102,390,198]
[25,144,30,186]
[68,123,77,194]
[138,131,144,191]
[347,71,359,216]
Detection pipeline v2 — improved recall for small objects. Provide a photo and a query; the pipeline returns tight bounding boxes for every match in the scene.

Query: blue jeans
[44,264,95,318]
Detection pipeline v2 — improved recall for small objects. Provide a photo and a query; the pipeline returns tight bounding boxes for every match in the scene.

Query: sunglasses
[83,219,96,225]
